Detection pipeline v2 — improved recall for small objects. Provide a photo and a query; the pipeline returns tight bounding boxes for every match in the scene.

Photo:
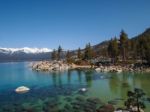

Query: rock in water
[79,88,87,92]
[15,86,30,93]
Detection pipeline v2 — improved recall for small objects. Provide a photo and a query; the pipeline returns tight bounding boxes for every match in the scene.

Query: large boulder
[96,104,115,112]
[15,86,30,93]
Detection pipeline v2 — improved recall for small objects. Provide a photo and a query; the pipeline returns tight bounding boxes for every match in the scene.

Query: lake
[0,62,150,112]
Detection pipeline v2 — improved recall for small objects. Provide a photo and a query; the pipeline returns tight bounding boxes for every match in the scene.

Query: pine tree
[130,40,138,61]
[84,43,93,60]
[66,50,72,63]
[84,44,88,60]
[119,30,128,62]
[145,39,150,64]
[77,47,82,59]
[57,45,62,60]
[125,88,146,112]
[137,35,150,64]
[108,37,119,64]
[137,37,146,63]
[51,49,57,60]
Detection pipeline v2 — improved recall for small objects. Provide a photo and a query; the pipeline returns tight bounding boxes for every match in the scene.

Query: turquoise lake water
[0,62,150,112]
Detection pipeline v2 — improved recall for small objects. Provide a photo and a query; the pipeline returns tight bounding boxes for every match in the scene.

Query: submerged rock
[108,100,118,105]
[86,97,102,105]
[75,96,86,102]
[95,66,123,73]
[115,108,130,112]
[122,82,129,87]
[15,86,30,93]
[96,104,115,112]
[79,88,87,92]
[64,97,72,102]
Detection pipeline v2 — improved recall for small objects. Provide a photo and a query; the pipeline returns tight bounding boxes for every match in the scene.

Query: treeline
[51,45,62,61]
[108,29,150,64]
[51,43,95,64]
[51,28,150,65]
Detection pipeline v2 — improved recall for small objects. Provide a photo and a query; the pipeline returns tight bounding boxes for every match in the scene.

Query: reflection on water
[77,70,82,84]
[0,62,150,112]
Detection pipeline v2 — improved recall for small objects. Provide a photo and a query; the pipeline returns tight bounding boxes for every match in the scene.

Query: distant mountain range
[0,47,52,62]
[0,47,52,54]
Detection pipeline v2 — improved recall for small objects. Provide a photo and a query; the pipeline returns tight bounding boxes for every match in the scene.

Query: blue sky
[0,0,150,50]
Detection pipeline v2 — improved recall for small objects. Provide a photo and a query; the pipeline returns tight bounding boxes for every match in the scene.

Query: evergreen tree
[145,39,150,64]
[125,88,146,112]
[66,50,72,63]
[119,30,128,62]
[108,37,119,64]
[126,39,131,59]
[130,40,138,60]
[100,47,108,58]
[145,47,150,64]
[137,36,150,64]
[77,47,82,59]
[51,49,57,60]
[137,37,146,63]
[84,43,93,60]
[84,44,88,60]
[57,45,62,60]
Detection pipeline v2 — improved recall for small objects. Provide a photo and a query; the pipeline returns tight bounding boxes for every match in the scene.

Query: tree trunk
[123,48,126,62]
[137,97,140,112]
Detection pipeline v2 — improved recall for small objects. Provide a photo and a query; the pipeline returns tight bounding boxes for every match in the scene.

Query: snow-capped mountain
[0,47,52,54]
[0,47,52,62]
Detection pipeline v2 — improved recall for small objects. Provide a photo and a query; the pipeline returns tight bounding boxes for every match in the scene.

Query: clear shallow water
[0,62,150,112]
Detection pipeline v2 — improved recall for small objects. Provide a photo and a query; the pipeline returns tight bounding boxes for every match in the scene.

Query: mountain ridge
[0,47,52,54]
[0,47,52,62]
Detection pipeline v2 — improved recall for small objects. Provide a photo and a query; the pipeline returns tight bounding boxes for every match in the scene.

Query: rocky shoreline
[95,64,150,73]
[31,61,150,73]
[31,61,93,72]
[32,61,70,71]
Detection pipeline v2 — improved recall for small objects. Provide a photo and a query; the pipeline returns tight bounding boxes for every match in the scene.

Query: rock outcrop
[15,86,30,93]
[32,61,94,72]
[32,61,70,71]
